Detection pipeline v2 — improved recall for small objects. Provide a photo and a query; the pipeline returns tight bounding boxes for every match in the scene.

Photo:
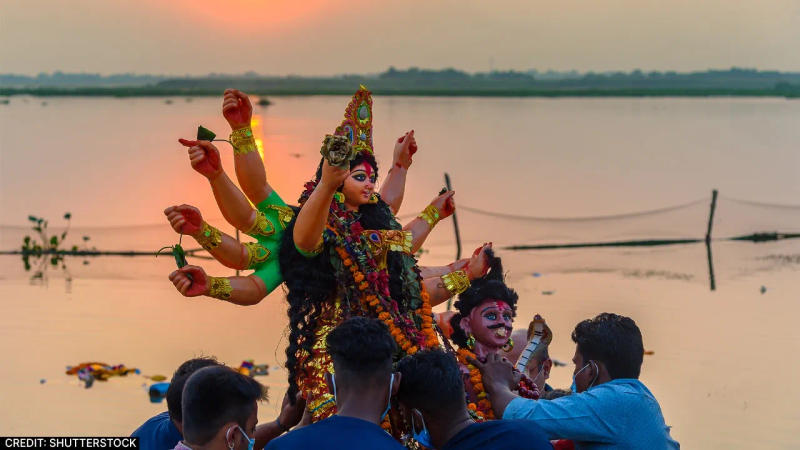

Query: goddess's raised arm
[168,265,267,306]
[379,130,416,214]
[422,243,493,307]
[163,205,271,272]
[178,139,268,235]
[221,89,275,206]
[402,190,456,253]
[293,159,349,254]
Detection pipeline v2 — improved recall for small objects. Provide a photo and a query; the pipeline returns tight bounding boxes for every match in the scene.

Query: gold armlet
[441,270,470,296]
[207,276,233,300]
[418,204,441,228]
[196,222,222,251]
[230,126,258,156]
[244,242,271,269]
[246,211,275,237]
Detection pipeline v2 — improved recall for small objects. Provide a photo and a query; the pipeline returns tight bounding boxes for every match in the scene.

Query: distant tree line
[4,67,800,97]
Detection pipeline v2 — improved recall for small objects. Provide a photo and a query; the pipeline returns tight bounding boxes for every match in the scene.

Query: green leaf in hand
[197,126,216,141]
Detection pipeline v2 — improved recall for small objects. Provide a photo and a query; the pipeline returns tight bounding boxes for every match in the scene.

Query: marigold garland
[334,246,437,354]
[456,348,495,421]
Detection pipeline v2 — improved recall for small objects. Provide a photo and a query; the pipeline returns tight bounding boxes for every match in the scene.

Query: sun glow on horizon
[152,0,334,30]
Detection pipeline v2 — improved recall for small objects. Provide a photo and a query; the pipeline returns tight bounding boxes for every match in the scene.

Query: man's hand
[468,352,519,392]
[168,265,208,297]
[179,139,223,180]
[222,89,253,131]
[164,204,203,236]
[467,243,492,280]
[467,352,521,418]
[278,390,306,430]
[429,190,456,220]
[393,130,417,169]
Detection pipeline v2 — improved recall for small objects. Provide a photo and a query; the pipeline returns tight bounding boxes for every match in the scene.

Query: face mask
[570,361,597,394]
[227,425,254,450]
[411,409,433,448]
[530,363,545,387]
[381,373,395,421]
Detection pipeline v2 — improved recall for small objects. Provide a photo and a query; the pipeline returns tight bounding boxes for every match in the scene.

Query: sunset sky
[2,0,800,76]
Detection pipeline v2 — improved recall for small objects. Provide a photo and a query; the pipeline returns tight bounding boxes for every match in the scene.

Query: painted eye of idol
[351,169,376,184]
[481,301,512,322]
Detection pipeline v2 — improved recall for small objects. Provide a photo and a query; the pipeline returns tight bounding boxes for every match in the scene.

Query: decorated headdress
[333,85,373,156]
[300,85,376,205]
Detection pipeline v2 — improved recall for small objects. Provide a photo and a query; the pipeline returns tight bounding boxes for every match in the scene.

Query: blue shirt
[503,379,679,450]
[131,411,183,450]
[265,415,403,450]
[442,419,553,450]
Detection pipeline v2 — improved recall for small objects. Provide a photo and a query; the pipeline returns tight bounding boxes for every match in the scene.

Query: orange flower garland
[456,348,495,421]
[334,246,437,354]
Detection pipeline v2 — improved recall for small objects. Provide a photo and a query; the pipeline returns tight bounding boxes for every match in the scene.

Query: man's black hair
[571,312,644,379]
[396,350,465,415]
[326,317,397,382]
[166,357,221,423]
[181,366,267,445]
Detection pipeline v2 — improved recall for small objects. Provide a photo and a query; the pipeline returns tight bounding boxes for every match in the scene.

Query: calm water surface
[1,96,800,448]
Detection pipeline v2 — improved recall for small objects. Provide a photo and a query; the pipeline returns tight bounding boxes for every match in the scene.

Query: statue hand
[168,265,208,297]
[164,204,203,236]
[222,89,253,130]
[430,190,455,220]
[319,159,349,193]
[179,139,223,180]
[393,130,416,169]
[467,243,492,280]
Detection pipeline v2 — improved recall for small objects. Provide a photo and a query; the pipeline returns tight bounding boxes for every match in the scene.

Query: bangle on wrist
[230,126,258,156]
[207,276,232,300]
[441,270,470,296]
[196,222,222,251]
[418,204,441,228]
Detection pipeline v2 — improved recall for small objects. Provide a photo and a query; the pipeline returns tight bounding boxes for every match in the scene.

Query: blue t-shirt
[265,415,403,450]
[131,411,183,450]
[441,419,552,450]
[503,379,680,449]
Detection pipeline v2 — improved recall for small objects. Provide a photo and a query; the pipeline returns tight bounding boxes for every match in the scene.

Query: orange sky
[2,0,800,75]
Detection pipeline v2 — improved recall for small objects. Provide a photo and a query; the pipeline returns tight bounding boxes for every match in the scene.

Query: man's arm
[255,392,306,449]
[473,354,616,443]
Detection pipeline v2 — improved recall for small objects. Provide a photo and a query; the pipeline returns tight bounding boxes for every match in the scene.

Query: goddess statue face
[460,299,513,355]
[342,162,377,209]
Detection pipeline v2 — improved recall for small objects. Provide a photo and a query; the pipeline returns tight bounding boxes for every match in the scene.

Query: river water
[1,95,800,448]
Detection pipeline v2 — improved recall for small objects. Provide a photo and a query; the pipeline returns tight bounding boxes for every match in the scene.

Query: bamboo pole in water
[445,173,462,311]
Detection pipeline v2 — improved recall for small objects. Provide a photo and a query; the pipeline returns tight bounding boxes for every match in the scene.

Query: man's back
[265,415,403,450]
[131,411,183,450]
[503,379,679,449]
[442,419,552,450]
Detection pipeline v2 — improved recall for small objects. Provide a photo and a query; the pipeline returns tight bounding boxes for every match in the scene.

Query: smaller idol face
[342,162,377,207]
[468,299,513,349]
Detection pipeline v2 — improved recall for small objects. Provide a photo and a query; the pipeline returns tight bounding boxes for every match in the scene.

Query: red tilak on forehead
[363,164,373,178]
[493,301,511,311]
